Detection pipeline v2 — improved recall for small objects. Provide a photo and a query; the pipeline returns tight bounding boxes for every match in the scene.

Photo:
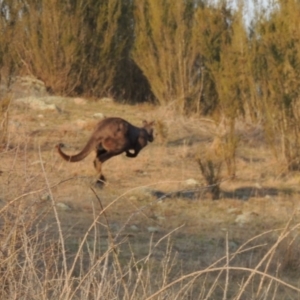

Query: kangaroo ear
[142,120,155,127]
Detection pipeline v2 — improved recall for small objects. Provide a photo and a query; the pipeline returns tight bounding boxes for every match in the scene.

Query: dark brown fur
[56,117,154,185]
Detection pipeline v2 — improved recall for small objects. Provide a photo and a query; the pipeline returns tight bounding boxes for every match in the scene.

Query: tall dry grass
[1,147,300,300]
[2,99,300,298]
[0,95,11,149]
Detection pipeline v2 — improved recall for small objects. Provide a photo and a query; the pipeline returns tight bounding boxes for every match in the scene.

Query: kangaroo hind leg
[94,146,125,187]
[93,157,106,187]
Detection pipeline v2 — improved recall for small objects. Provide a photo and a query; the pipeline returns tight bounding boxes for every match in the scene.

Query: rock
[15,97,57,110]
[39,96,66,104]
[139,187,153,196]
[93,113,106,119]
[227,208,242,215]
[130,225,139,231]
[8,76,49,99]
[75,119,87,129]
[40,193,51,201]
[255,182,262,189]
[147,226,160,233]
[56,202,71,211]
[235,213,250,225]
[109,223,120,231]
[99,97,113,102]
[241,195,249,201]
[235,212,257,225]
[229,241,238,251]
[74,98,87,105]
[184,178,200,187]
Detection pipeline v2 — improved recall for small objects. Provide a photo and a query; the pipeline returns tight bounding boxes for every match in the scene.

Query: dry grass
[0,95,11,148]
[1,98,300,299]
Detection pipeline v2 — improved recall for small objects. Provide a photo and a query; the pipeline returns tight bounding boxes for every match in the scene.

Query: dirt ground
[1,97,300,298]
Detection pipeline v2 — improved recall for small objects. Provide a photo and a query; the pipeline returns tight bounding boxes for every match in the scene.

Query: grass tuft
[0,94,11,149]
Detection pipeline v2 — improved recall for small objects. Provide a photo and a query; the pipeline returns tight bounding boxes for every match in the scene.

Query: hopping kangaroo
[56,117,154,185]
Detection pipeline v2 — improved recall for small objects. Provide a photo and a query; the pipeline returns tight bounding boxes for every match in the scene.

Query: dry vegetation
[2,0,300,169]
[2,0,300,298]
[0,99,300,299]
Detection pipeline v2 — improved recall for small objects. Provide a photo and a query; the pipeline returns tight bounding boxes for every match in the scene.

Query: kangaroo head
[142,120,155,142]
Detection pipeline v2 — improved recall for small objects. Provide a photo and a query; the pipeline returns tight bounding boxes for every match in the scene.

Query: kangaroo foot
[95,174,106,188]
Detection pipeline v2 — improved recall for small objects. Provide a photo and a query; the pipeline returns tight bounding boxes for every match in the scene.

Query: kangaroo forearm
[126,150,139,158]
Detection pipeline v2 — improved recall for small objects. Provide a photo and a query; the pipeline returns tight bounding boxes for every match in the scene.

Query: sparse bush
[5,0,123,97]
[195,5,248,175]
[197,156,223,200]
[252,0,300,171]
[132,0,205,114]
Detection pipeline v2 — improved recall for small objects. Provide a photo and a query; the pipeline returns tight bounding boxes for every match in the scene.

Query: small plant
[197,156,223,200]
[196,129,237,200]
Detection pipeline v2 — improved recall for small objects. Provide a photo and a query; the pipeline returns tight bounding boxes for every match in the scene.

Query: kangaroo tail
[56,138,95,162]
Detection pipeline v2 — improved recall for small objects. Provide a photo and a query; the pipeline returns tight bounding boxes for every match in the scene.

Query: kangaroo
[56,117,154,186]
